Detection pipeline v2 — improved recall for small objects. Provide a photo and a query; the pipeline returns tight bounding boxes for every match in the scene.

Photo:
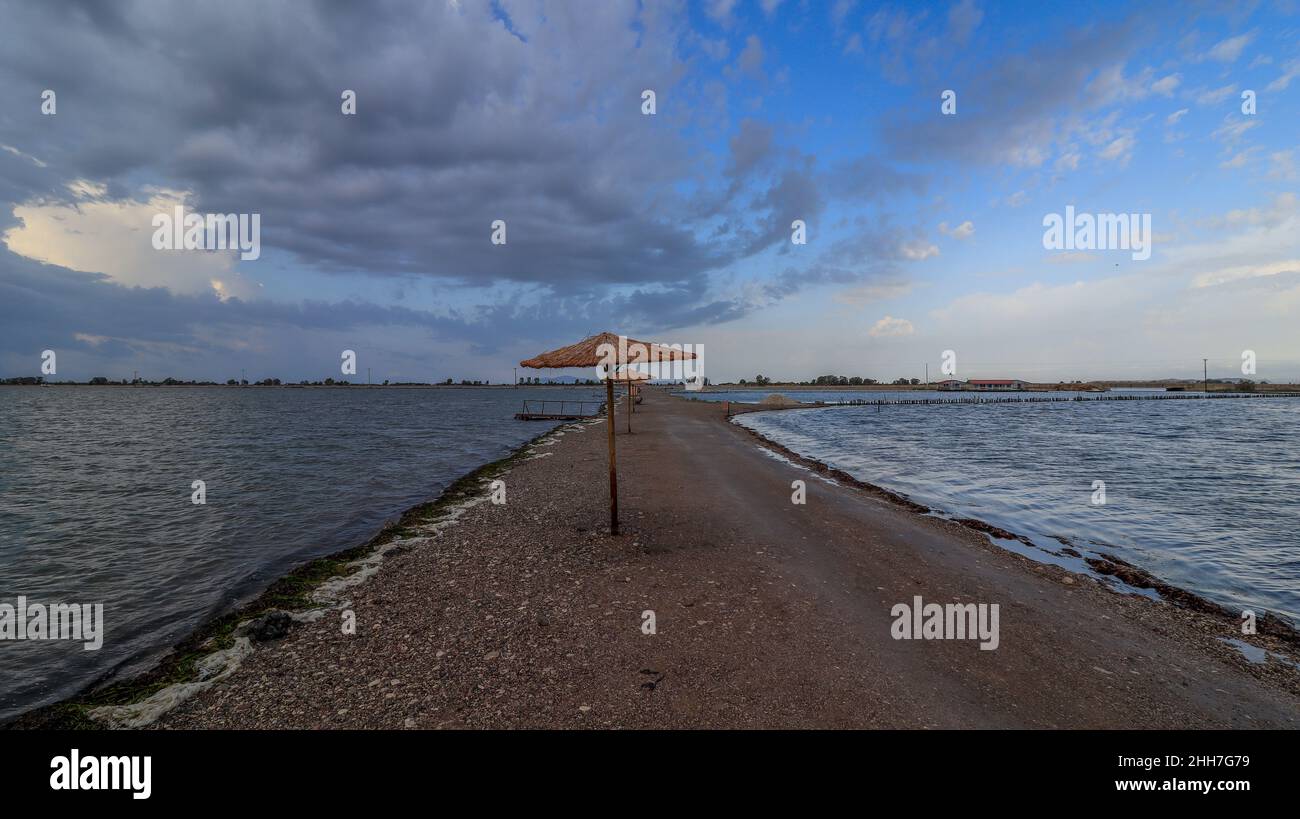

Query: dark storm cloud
[736,160,826,256]
[0,0,726,290]
[0,250,465,352]
[0,0,935,371]
[0,245,745,374]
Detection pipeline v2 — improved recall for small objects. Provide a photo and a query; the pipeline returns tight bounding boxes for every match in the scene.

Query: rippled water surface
[0,385,598,722]
[734,397,1300,624]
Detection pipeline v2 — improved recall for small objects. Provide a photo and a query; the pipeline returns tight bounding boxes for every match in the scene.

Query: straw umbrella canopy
[520,332,696,535]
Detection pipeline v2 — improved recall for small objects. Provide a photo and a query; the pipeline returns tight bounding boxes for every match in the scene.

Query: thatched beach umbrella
[608,368,651,432]
[520,332,696,535]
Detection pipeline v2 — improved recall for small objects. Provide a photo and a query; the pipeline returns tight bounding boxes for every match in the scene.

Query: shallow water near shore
[733,397,1300,625]
[0,385,597,723]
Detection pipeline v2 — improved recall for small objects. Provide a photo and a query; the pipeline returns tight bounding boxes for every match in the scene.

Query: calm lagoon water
[0,385,599,722]
[729,394,1300,626]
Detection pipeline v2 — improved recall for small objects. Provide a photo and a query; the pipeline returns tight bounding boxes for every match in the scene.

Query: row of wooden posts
[743,391,1300,409]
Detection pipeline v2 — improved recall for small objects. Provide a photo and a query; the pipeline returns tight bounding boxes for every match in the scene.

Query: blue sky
[1,0,1298,383]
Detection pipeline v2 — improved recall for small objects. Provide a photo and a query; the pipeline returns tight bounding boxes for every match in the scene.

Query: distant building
[967,379,1026,391]
[935,379,964,391]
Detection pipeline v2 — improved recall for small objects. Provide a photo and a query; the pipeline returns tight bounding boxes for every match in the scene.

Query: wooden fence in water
[515,399,605,420]
[726,391,1300,414]
[827,391,1300,406]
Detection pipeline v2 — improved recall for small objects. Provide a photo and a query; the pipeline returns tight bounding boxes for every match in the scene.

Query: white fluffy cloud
[1195,84,1237,105]
[900,241,940,260]
[3,184,261,301]
[940,220,975,239]
[1267,58,1300,92]
[1207,32,1253,63]
[868,315,915,337]
[1151,73,1181,95]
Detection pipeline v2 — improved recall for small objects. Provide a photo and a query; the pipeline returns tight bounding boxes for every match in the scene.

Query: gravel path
[159,391,1300,728]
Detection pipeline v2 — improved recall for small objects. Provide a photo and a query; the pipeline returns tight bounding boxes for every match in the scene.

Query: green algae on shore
[5,421,585,730]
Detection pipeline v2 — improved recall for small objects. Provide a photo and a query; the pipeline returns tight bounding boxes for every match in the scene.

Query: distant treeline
[517,377,602,385]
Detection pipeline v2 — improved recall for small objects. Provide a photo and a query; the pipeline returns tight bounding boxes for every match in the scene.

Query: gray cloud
[875,20,1141,167]
[0,1,730,292]
[0,0,934,376]
[0,243,750,380]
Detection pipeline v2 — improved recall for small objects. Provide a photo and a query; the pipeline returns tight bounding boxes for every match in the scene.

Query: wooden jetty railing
[514,399,606,421]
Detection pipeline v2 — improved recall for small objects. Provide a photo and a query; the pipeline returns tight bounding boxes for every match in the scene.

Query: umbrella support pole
[606,377,618,535]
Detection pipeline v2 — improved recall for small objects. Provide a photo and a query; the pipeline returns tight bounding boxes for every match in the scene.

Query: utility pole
[925,363,929,385]
[367,367,371,386]
[1203,358,1208,396]
[514,367,517,387]
[241,367,245,386]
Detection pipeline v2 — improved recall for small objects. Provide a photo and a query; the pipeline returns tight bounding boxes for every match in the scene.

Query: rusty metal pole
[606,375,618,535]
[626,381,633,434]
